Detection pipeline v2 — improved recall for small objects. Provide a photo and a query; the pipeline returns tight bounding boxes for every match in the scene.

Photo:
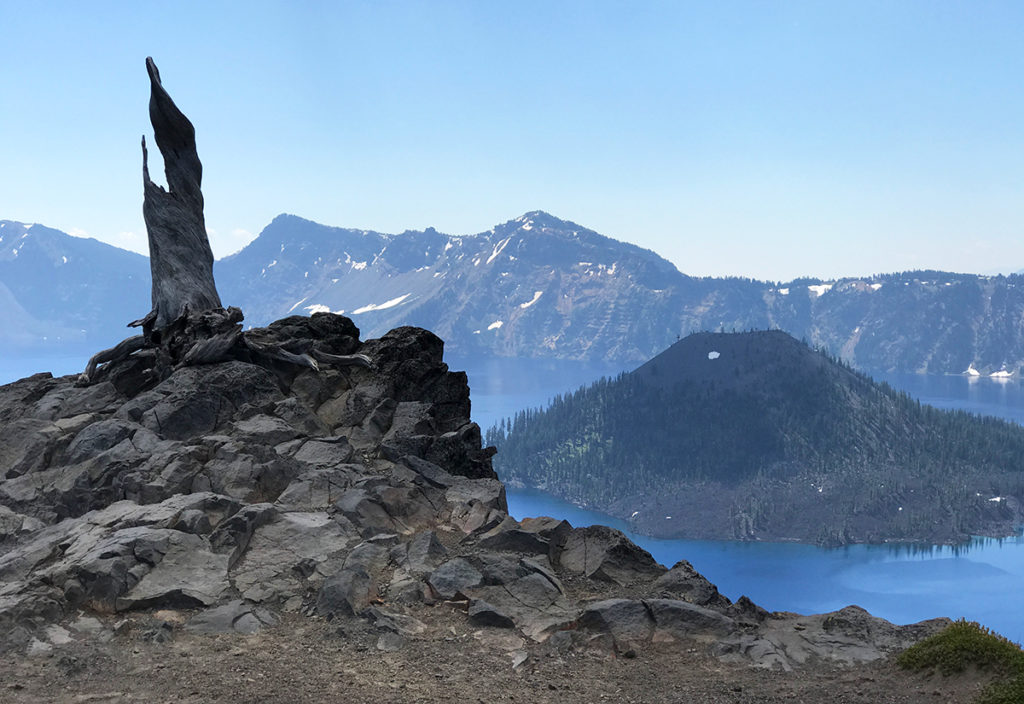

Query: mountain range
[5,212,1024,376]
[0,220,149,355]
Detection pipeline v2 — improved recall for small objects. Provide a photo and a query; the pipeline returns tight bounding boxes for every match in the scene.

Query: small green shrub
[979,676,1024,704]
[898,619,1023,675]
[898,619,1024,704]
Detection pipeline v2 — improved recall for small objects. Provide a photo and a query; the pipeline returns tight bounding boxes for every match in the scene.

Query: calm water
[448,355,632,433]
[452,357,1024,642]
[4,353,1024,640]
[508,488,1024,641]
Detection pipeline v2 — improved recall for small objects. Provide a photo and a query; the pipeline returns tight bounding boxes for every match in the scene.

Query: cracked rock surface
[1,314,949,678]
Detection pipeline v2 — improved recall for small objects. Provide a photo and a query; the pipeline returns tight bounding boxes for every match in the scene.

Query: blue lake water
[4,353,1024,641]
[508,488,1024,641]
[451,356,1024,643]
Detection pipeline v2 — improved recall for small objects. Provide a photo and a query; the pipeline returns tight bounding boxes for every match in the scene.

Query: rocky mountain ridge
[0,313,947,672]
[6,214,1024,375]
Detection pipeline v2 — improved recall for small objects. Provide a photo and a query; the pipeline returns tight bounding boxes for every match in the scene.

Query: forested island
[489,330,1024,545]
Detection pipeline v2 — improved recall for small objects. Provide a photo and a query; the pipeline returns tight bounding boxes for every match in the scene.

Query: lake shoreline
[508,486,1024,642]
[505,478,1024,548]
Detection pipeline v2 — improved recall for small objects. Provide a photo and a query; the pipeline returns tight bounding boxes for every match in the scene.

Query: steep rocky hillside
[0,314,948,682]
[491,330,1024,545]
[214,211,694,363]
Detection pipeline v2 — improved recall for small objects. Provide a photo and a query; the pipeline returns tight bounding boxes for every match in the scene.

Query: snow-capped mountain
[0,221,149,355]
[6,212,1024,376]
[215,211,692,362]
[216,212,1024,375]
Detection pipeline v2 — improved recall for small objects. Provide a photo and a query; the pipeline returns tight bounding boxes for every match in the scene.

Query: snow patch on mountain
[487,237,512,265]
[351,293,412,315]
[519,291,543,309]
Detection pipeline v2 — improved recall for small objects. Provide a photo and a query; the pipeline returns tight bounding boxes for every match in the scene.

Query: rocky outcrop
[0,314,947,669]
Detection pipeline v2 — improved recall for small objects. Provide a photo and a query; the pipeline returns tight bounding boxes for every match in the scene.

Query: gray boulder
[650,560,731,607]
[398,530,448,576]
[427,558,483,600]
[646,598,736,640]
[465,570,575,641]
[186,600,279,634]
[274,466,357,511]
[317,567,373,619]
[230,511,356,603]
[468,599,515,628]
[578,599,654,644]
[558,525,666,585]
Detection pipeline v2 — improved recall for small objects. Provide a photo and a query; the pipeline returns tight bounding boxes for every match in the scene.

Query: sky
[3,1,1024,282]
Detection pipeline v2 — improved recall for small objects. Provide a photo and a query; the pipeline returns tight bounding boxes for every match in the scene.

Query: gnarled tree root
[79,335,147,385]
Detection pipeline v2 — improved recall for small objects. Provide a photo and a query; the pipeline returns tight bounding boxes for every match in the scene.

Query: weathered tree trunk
[141,56,222,337]
[79,58,373,386]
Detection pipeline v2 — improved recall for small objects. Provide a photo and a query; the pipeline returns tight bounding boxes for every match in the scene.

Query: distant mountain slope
[215,211,697,363]
[0,221,149,354]
[215,213,1024,374]
[7,212,1024,376]
[489,331,1024,545]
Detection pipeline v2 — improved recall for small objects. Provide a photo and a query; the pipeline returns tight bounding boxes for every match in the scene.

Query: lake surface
[4,352,1024,641]
[450,356,1024,643]
[508,488,1024,642]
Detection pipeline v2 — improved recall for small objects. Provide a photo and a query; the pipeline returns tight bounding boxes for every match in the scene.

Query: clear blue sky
[3,1,1024,281]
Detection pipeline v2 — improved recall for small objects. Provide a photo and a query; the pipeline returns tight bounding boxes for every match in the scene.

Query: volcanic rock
[0,313,949,671]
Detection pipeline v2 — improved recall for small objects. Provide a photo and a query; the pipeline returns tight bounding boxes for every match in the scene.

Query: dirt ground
[0,609,993,704]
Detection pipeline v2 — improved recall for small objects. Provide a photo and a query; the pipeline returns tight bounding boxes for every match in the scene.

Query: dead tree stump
[79,58,371,386]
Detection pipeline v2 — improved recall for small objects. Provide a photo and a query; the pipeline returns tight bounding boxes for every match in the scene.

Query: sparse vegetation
[898,620,1024,704]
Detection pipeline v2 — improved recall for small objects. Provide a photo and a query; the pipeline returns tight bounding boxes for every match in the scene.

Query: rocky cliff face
[0,314,946,669]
